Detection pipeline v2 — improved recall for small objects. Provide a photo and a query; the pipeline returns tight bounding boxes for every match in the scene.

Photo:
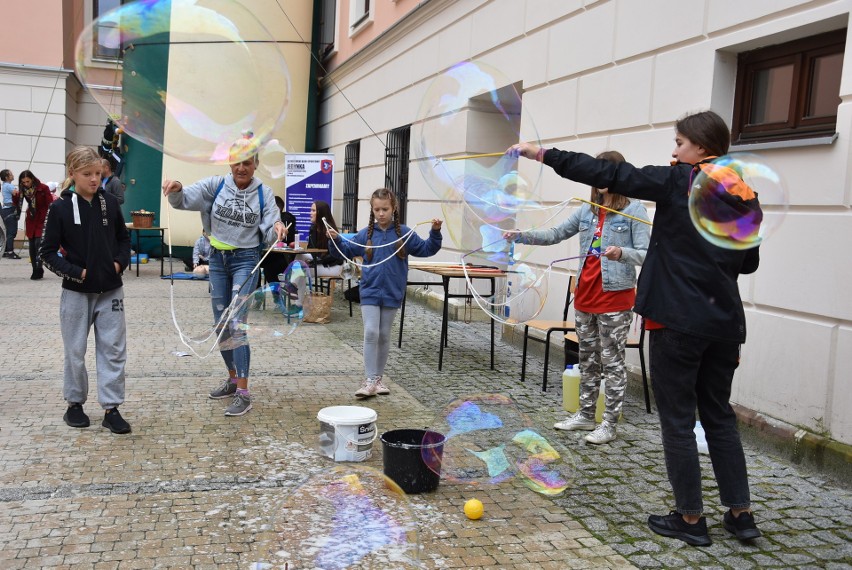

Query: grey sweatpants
[60,287,127,409]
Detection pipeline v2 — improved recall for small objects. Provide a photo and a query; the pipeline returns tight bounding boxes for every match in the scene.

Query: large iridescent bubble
[421,394,574,495]
[688,153,788,250]
[75,0,290,165]
[254,465,421,569]
[412,61,564,250]
[170,259,312,358]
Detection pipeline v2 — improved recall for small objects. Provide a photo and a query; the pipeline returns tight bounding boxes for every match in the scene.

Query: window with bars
[342,141,360,232]
[732,29,845,145]
[385,126,411,225]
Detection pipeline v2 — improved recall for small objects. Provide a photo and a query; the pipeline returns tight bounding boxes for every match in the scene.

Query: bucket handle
[342,425,379,446]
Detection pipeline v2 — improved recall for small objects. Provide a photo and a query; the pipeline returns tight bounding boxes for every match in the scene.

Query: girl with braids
[328,188,443,398]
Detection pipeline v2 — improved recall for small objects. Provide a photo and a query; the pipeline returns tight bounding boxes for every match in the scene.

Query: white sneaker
[374,376,390,395]
[585,421,617,444]
[355,377,377,399]
[554,413,596,431]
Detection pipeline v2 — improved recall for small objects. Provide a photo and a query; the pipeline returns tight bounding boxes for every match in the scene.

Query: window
[319,0,336,58]
[732,29,845,145]
[385,126,411,225]
[349,0,371,31]
[343,140,360,232]
[93,0,126,60]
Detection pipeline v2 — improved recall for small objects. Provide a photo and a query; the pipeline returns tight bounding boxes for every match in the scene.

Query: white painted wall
[316,0,852,444]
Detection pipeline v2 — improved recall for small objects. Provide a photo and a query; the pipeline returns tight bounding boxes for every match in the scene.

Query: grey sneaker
[355,377,377,399]
[374,376,390,395]
[209,379,237,400]
[224,393,252,416]
[585,420,617,444]
[554,412,596,431]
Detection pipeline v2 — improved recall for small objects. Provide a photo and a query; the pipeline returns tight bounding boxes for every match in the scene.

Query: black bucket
[380,429,446,494]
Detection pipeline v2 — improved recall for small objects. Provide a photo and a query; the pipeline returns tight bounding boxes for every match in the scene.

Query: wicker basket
[131,211,155,228]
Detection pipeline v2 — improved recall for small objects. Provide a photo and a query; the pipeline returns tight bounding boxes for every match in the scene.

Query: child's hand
[502,229,521,242]
[114,261,121,274]
[327,228,339,239]
[431,219,443,231]
[506,142,542,161]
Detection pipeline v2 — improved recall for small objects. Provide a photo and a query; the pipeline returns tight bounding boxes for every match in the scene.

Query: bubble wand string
[323,218,436,270]
[439,152,507,162]
[570,197,653,226]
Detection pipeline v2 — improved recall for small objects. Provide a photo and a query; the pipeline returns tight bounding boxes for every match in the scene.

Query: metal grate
[384,125,411,224]
[342,140,360,232]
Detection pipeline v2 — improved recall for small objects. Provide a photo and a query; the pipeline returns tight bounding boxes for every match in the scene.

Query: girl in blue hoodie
[329,188,442,398]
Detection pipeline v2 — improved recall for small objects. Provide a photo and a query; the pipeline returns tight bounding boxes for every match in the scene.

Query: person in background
[101,159,125,205]
[40,146,132,434]
[306,200,344,279]
[19,170,52,279]
[503,150,650,445]
[191,230,212,275]
[508,110,762,547]
[328,188,443,399]
[1,169,21,259]
[162,141,287,417]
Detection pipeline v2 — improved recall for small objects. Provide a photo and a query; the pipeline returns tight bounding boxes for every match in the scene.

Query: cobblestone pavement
[1,258,850,569]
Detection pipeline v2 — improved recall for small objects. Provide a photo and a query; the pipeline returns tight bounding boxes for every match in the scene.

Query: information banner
[284,153,334,241]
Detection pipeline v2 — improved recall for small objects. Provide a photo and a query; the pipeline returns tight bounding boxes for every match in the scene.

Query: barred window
[385,126,410,225]
[342,140,360,232]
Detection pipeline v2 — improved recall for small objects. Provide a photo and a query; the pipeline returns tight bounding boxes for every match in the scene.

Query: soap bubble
[422,394,573,495]
[688,153,788,250]
[255,465,421,569]
[171,259,312,357]
[257,138,292,180]
[412,60,565,252]
[75,0,290,165]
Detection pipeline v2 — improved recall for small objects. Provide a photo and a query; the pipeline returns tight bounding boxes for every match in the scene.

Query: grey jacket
[517,200,651,291]
[167,174,280,248]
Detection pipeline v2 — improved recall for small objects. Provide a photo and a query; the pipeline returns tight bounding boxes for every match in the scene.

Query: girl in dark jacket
[18,170,52,279]
[509,110,762,547]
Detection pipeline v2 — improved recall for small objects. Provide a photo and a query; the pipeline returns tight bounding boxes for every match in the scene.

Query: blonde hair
[62,146,101,191]
[590,150,630,213]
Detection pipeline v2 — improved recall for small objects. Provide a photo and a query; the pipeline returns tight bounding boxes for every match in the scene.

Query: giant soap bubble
[422,394,574,495]
[254,465,421,569]
[688,153,788,250]
[75,0,290,165]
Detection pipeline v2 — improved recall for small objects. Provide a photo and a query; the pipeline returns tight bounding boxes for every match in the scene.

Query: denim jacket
[517,200,651,291]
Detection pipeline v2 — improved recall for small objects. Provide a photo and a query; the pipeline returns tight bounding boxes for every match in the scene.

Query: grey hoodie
[168,174,280,248]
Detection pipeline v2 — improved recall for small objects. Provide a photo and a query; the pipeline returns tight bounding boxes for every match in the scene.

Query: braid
[366,211,375,262]
[394,212,406,258]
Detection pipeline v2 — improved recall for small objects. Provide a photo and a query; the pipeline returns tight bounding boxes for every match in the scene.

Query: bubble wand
[570,197,653,226]
[323,217,436,271]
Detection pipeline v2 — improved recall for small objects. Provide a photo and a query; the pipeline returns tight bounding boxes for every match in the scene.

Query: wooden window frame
[732,29,845,145]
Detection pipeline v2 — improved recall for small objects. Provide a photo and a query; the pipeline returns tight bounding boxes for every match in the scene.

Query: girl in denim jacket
[505,151,650,445]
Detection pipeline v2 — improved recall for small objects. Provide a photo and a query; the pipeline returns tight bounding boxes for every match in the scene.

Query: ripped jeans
[209,246,260,378]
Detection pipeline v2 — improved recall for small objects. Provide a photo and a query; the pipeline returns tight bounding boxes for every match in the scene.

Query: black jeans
[649,328,751,515]
[2,207,17,252]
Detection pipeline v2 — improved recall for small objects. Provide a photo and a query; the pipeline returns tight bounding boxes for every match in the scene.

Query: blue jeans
[649,328,751,515]
[209,247,261,379]
[2,207,17,252]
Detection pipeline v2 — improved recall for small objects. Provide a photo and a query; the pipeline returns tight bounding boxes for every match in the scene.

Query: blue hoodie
[332,224,442,308]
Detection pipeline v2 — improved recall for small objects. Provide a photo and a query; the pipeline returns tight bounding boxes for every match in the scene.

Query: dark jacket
[23,183,52,238]
[543,149,759,343]
[40,188,131,293]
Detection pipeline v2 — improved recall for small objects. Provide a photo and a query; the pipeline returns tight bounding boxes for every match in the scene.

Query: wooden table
[268,247,326,287]
[125,224,166,277]
[400,262,506,371]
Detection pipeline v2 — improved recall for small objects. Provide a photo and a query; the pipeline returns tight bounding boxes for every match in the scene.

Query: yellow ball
[463,498,484,520]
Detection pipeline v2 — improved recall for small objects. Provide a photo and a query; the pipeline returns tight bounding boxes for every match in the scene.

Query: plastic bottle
[562,364,581,413]
[694,421,709,454]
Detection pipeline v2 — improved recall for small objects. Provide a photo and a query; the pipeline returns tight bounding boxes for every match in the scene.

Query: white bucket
[317,406,378,462]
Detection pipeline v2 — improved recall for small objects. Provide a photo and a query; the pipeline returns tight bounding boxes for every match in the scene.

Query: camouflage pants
[575,309,633,423]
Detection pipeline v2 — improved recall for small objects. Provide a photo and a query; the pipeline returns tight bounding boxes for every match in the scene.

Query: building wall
[316,0,852,444]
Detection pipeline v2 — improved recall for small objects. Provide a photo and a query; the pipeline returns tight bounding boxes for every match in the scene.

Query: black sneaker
[5,251,21,260]
[723,510,762,540]
[102,408,132,434]
[648,511,712,546]
[63,403,90,428]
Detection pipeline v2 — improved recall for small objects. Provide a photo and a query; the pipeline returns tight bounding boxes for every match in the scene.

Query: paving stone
[0,259,849,568]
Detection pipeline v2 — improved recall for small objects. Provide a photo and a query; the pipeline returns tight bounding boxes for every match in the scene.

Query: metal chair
[563,325,651,413]
[519,276,576,391]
